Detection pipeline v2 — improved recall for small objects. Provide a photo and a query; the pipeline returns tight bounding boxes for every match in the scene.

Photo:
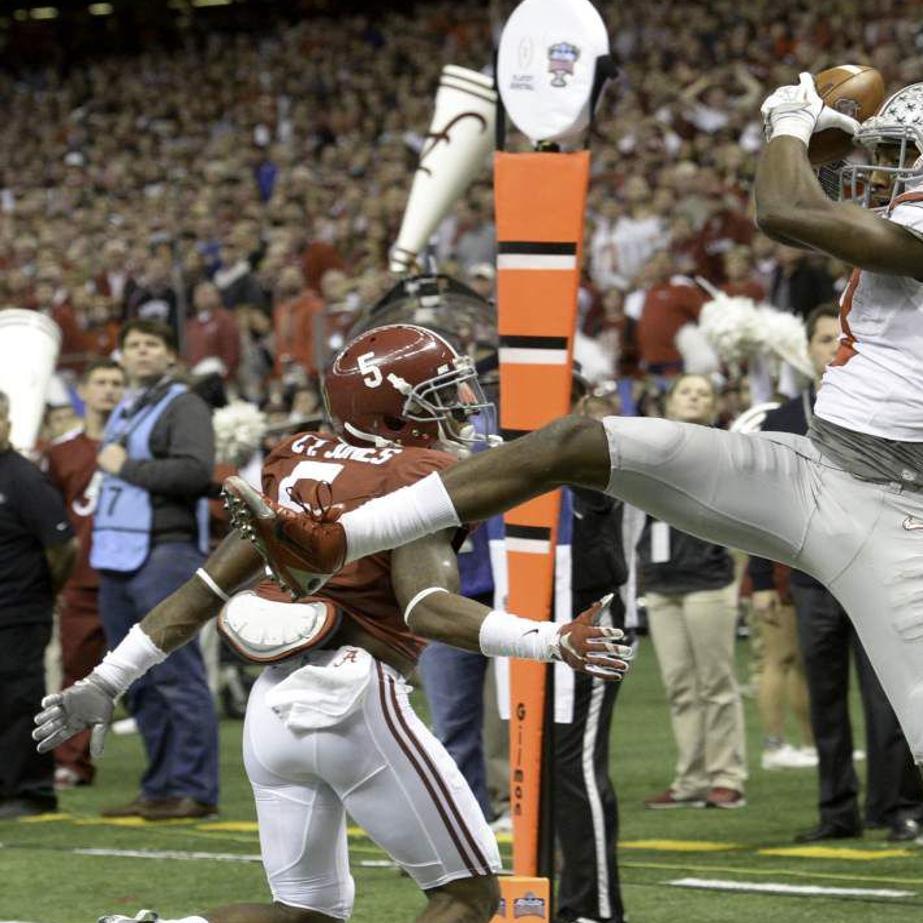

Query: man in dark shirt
[0,389,76,819]
[92,319,219,820]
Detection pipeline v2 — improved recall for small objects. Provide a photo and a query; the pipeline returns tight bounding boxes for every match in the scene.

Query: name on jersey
[290,434,402,466]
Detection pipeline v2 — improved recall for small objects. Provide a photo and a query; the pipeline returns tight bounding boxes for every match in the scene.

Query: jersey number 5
[277,460,345,513]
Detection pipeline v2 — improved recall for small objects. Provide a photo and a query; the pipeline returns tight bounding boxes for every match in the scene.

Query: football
[808,64,886,165]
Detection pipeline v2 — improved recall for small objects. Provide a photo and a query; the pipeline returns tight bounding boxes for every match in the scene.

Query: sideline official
[92,319,219,820]
[0,390,76,819]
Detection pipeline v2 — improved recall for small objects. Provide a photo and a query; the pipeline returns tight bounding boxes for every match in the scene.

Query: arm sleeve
[119,394,215,496]
[12,457,74,548]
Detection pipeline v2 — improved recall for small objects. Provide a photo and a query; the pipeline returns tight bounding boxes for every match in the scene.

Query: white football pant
[243,652,500,919]
[603,416,923,762]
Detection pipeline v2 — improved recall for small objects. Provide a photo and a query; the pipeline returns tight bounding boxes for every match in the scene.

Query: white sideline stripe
[74,847,261,863]
[583,677,610,919]
[505,537,551,554]
[497,254,576,270]
[498,347,569,365]
[668,877,914,898]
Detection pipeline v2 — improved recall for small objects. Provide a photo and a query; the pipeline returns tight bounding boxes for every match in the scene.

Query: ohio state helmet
[324,324,495,451]
[839,82,923,210]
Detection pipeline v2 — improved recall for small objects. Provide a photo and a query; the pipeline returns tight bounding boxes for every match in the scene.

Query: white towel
[264,646,373,732]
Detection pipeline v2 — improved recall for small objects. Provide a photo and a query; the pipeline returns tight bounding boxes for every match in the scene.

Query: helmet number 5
[357,352,383,388]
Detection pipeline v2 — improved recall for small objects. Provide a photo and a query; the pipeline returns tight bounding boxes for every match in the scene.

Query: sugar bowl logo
[513,891,547,919]
[547,42,580,87]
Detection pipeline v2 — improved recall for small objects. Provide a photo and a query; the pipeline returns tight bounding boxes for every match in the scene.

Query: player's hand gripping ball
[761,68,885,165]
[809,65,885,164]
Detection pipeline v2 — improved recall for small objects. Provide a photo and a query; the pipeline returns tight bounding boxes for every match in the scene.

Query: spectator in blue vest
[91,318,220,820]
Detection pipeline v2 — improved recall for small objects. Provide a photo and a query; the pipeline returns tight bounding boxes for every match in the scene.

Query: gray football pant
[602,416,923,762]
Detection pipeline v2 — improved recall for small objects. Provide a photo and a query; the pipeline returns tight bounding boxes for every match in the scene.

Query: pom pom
[213,402,267,466]
[675,322,720,375]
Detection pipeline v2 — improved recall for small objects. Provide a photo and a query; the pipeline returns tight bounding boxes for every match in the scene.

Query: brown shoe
[100,796,169,818]
[643,788,706,809]
[705,787,746,809]
[141,797,218,821]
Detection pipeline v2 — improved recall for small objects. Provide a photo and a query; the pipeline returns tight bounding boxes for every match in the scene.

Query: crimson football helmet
[324,323,496,452]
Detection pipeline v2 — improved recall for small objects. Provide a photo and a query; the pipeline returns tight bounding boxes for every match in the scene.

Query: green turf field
[3,638,922,922]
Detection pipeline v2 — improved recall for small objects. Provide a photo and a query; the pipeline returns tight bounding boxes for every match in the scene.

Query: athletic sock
[340,471,460,563]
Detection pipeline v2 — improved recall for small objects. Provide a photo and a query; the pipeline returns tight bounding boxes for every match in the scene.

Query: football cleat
[222,476,348,598]
[98,911,159,923]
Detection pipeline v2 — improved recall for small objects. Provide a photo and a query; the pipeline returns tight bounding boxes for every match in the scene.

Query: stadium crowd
[0,0,916,412]
[3,0,923,916]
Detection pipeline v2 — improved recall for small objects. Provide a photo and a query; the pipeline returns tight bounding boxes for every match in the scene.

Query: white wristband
[478,610,560,661]
[768,113,813,147]
[196,567,230,603]
[92,623,168,695]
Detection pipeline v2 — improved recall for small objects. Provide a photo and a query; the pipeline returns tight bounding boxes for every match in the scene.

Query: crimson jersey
[258,432,457,661]
[44,428,103,592]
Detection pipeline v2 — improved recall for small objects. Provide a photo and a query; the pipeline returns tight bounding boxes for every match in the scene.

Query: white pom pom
[674,322,720,374]
[755,306,814,379]
[573,330,615,384]
[698,294,762,364]
[213,402,268,466]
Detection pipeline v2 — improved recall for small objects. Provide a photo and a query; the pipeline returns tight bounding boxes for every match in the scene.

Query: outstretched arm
[141,532,264,650]
[33,533,264,755]
[391,528,630,678]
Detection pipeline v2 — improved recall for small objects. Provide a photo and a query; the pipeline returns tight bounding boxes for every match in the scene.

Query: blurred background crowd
[2,0,923,906]
[0,0,918,428]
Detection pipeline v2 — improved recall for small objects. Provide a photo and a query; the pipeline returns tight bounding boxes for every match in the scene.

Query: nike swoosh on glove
[551,593,634,680]
[33,673,118,757]
[761,72,860,145]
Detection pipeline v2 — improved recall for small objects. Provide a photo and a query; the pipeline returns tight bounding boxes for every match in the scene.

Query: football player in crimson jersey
[223,78,923,780]
[34,324,630,923]
[43,359,124,789]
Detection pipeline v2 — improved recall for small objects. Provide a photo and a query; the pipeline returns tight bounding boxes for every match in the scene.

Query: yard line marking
[74,847,262,863]
[668,877,915,898]
[622,839,740,852]
[197,821,259,833]
[622,859,923,887]
[760,846,913,861]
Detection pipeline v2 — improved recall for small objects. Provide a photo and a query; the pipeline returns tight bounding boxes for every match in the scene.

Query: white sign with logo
[497,0,610,145]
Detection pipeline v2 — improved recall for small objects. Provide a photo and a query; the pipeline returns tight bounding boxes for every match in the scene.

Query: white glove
[33,673,118,757]
[761,72,861,146]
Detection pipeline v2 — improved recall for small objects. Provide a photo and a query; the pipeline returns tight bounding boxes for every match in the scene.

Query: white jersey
[815,191,923,441]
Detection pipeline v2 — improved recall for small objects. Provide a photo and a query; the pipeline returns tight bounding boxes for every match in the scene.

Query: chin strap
[342,421,401,449]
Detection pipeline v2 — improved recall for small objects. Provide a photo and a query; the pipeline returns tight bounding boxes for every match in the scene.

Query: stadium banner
[490,875,551,922]
[494,149,590,877]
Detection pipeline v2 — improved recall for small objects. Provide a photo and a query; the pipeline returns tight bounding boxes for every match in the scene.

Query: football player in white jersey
[224,75,923,777]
